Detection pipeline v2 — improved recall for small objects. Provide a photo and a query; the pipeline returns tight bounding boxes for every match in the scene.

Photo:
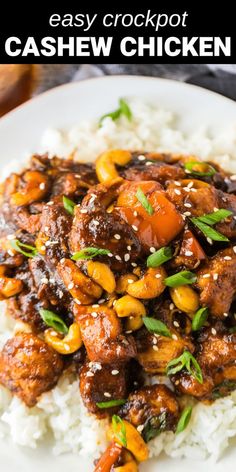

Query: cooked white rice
[1,97,236,463]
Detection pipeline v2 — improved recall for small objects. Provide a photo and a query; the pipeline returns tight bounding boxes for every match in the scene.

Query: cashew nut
[96,150,131,183]
[127,266,166,299]
[87,261,116,293]
[170,286,199,314]
[116,273,138,294]
[45,322,82,354]
[10,171,48,206]
[114,295,146,318]
[57,258,102,304]
[110,419,149,462]
[0,275,23,299]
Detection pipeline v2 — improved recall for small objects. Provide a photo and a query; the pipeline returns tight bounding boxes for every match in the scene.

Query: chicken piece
[29,255,69,306]
[74,304,137,364]
[0,333,64,406]
[196,247,236,317]
[136,327,194,374]
[173,328,236,399]
[120,384,179,436]
[69,183,141,270]
[173,228,206,270]
[79,359,127,414]
[38,199,72,265]
[123,161,185,185]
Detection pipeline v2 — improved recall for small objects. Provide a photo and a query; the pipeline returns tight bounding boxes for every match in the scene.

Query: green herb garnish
[142,412,167,442]
[184,161,216,177]
[176,406,192,434]
[143,317,171,338]
[112,415,127,447]
[10,240,38,258]
[192,307,209,331]
[166,350,203,384]
[99,98,132,125]
[147,246,172,268]
[136,187,154,216]
[63,196,76,215]
[39,309,68,335]
[164,271,197,288]
[96,399,126,409]
[190,209,232,242]
[71,247,110,261]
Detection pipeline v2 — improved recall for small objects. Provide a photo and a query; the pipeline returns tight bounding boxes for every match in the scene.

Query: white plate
[0,76,236,472]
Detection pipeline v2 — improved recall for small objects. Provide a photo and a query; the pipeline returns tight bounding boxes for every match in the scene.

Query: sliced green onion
[192,307,209,331]
[147,246,172,268]
[195,209,232,226]
[143,317,171,338]
[71,247,110,261]
[63,196,76,215]
[96,399,126,409]
[112,415,127,447]
[99,98,132,125]
[190,218,229,242]
[164,270,197,288]
[136,187,154,216]
[176,406,192,434]
[10,239,38,258]
[39,309,68,335]
[184,161,216,177]
[142,412,167,442]
[166,350,203,384]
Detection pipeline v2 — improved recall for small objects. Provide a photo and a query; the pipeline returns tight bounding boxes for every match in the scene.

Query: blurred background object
[0,65,39,116]
[0,64,236,117]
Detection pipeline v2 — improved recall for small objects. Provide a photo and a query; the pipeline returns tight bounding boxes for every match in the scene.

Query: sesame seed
[86,371,94,377]
[150,247,156,253]
[131,262,137,267]
[174,189,181,195]
[187,182,194,189]
[224,256,232,261]
[41,277,49,284]
[7,250,15,256]
[183,211,191,217]
[98,298,105,304]
[234,246,236,254]
[213,207,219,212]
[127,279,134,284]
[95,363,102,370]
[230,175,236,181]
[153,337,158,345]
[211,328,217,335]
[92,304,99,308]
[145,161,152,166]
[68,282,74,289]
[125,330,132,334]
[172,334,178,341]
[93,220,99,226]
[44,226,49,232]
[185,250,193,256]
[138,155,146,161]
[74,299,81,305]
[173,321,180,327]
[184,203,192,208]
[111,370,119,376]
[104,392,111,398]
[91,312,98,318]
[80,209,87,214]
[153,345,159,351]
[114,234,121,240]
[207,237,213,245]
[127,245,131,251]
[75,174,81,178]
[213,273,219,281]
[183,187,191,192]
[132,225,138,231]
[49,278,56,284]
[190,188,197,193]
[202,273,210,278]
[169,303,174,310]
[234,216,236,221]
[124,254,130,262]
[174,181,181,186]
[155,273,161,278]
[115,255,122,261]
[49,331,58,337]
[39,182,45,190]
[64,344,70,352]
[133,211,138,217]
[175,380,180,385]
[185,169,191,174]
[108,253,113,257]
[137,425,144,433]
[58,290,63,299]
[60,258,65,264]
[47,201,54,206]
[223,312,229,317]
[7,234,15,240]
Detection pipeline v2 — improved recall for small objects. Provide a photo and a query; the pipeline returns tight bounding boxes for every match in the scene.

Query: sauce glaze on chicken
[1,151,236,470]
